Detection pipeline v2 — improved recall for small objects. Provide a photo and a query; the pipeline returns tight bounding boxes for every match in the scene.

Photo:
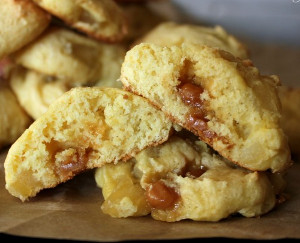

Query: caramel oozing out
[178,79,216,142]
[146,180,179,210]
[178,82,204,108]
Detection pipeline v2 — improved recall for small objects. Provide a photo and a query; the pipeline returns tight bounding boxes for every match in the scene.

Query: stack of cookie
[0,0,166,149]
[94,24,293,221]
[1,1,296,223]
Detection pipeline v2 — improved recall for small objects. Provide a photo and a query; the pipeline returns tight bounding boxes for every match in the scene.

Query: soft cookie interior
[121,43,291,172]
[4,87,173,201]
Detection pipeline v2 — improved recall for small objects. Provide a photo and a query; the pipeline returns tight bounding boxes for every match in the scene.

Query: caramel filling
[146,180,179,210]
[180,163,207,178]
[56,148,91,180]
[178,80,216,142]
[178,82,204,108]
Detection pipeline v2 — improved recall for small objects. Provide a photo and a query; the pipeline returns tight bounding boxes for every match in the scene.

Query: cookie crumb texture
[4,87,172,201]
[96,136,284,222]
[121,43,291,172]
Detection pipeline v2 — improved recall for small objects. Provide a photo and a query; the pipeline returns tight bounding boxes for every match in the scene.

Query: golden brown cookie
[13,27,126,86]
[135,22,249,59]
[0,84,31,150]
[121,43,291,172]
[96,135,286,221]
[32,0,127,42]
[10,67,69,120]
[0,0,50,59]
[4,87,173,201]
[279,86,300,156]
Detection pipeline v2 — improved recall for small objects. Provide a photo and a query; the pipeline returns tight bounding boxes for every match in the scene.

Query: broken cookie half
[96,135,286,222]
[4,87,173,201]
[121,43,291,172]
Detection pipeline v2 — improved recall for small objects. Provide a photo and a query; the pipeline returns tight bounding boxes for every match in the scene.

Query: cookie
[93,43,126,88]
[4,87,173,201]
[279,86,300,156]
[121,43,291,172]
[13,27,126,86]
[32,0,127,42]
[96,135,286,221]
[135,22,249,59]
[0,0,50,59]
[0,84,31,150]
[10,67,69,120]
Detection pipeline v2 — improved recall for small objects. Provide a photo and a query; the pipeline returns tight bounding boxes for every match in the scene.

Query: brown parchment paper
[1,149,300,242]
[1,24,300,243]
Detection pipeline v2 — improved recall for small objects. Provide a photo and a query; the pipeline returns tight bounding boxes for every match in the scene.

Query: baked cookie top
[4,87,173,201]
[135,22,249,59]
[32,0,127,42]
[121,43,291,172]
[0,0,50,59]
[96,135,286,222]
[10,66,69,120]
[13,27,126,86]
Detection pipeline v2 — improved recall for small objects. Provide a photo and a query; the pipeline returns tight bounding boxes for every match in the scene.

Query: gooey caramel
[57,148,91,180]
[178,82,204,108]
[146,180,179,210]
[180,163,207,178]
[178,80,216,142]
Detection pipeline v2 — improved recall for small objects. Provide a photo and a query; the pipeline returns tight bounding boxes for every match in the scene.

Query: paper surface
[1,149,300,241]
[1,1,300,241]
